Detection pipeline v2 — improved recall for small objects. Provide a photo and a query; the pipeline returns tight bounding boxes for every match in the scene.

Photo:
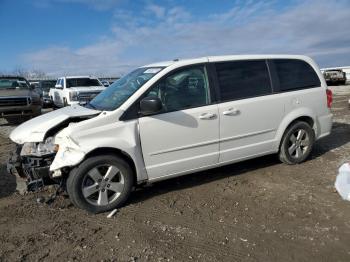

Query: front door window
[145,65,211,113]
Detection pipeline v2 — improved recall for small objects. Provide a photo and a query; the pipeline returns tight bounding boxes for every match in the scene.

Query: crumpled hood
[10,105,100,144]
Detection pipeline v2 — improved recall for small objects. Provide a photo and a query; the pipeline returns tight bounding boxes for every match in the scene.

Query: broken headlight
[21,137,58,157]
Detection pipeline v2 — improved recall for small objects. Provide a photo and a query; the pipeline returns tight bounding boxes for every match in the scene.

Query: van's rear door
[211,59,284,164]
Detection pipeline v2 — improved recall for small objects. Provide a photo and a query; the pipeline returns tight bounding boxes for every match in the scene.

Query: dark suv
[323,69,347,85]
[0,76,42,123]
[37,80,56,107]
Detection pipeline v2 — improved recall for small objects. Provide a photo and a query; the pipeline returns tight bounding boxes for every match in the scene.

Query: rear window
[273,59,321,91]
[40,80,56,90]
[66,78,102,88]
[215,60,272,101]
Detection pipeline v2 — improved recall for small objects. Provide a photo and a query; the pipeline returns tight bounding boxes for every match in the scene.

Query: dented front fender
[50,116,148,183]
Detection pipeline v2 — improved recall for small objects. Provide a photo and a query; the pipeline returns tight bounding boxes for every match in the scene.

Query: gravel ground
[1,87,350,261]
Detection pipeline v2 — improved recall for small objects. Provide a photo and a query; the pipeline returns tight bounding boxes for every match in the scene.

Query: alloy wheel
[288,129,310,159]
[81,165,125,206]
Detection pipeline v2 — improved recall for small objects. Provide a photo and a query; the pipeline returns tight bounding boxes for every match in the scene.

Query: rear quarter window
[273,59,321,92]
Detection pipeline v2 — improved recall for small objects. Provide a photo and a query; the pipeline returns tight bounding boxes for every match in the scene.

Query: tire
[5,116,30,125]
[4,117,22,125]
[66,155,134,213]
[278,121,315,165]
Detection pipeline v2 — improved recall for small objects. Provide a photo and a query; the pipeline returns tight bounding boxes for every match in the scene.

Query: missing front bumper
[7,146,57,192]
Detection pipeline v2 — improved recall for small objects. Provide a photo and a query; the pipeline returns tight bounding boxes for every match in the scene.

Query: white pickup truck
[49,76,106,107]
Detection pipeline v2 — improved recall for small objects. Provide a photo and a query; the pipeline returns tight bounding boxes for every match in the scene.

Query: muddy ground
[1,87,350,262]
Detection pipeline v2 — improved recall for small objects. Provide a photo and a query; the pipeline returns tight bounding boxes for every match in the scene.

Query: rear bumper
[316,113,333,139]
[326,79,346,83]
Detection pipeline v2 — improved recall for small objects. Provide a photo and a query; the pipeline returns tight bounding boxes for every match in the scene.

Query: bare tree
[31,70,47,79]
[12,67,30,78]
[11,68,49,80]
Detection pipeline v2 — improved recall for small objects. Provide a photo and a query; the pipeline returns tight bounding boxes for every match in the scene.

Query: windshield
[0,78,29,89]
[40,80,56,91]
[88,67,164,111]
[66,78,102,88]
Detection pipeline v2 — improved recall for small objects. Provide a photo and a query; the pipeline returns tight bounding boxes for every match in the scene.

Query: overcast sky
[1,0,350,76]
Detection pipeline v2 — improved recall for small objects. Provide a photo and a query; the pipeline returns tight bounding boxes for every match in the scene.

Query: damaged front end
[7,105,101,192]
[7,137,63,192]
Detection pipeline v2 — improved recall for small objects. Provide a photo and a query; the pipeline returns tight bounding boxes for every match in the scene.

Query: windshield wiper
[86,102,98,110]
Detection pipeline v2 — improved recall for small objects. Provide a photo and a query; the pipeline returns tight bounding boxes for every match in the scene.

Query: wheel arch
[84,147,139,185]
[274,109,316,151]
[285,116,315,131]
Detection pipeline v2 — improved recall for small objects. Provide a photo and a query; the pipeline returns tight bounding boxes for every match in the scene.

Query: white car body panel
[139,104,220,180]
[50,112,148,182]
[9,55,333,185]
[218,94,284,164]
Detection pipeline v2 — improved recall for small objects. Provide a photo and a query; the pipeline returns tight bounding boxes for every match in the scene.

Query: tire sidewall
[280,122,315,164]
[67,155,134,213]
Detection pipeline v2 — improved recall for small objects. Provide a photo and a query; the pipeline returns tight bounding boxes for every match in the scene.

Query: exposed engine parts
[7,144,59,192]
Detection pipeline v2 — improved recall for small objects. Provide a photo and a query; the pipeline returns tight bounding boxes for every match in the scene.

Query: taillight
[326,89,333,108]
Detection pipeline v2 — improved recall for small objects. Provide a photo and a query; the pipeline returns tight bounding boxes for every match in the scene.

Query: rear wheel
[279,121,315,165]
[67,155,134,213]
[50,97,58,109]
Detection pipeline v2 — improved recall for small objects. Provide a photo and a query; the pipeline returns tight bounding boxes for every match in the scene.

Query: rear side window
[215,60,272,102]
[273,59,320,91]
[66,78,102,88]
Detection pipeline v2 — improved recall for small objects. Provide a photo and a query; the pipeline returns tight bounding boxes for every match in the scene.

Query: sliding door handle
[223,108,240,116]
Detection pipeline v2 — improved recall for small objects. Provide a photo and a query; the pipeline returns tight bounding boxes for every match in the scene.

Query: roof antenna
[173,58,179,62]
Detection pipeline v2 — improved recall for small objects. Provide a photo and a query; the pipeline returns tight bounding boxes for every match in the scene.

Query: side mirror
[55,84,63,89]
[140,96,162,116]
[30,84,36,90]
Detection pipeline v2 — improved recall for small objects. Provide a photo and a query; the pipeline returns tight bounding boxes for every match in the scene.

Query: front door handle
[223,108,240,116]
[199,113,217,120]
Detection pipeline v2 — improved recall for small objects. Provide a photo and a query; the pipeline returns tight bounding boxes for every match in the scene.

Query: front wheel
[66,155,134,213]
[279,121,315,165]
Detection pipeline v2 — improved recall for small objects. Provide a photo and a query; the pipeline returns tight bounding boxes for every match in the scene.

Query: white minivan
[8,55,333,213]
